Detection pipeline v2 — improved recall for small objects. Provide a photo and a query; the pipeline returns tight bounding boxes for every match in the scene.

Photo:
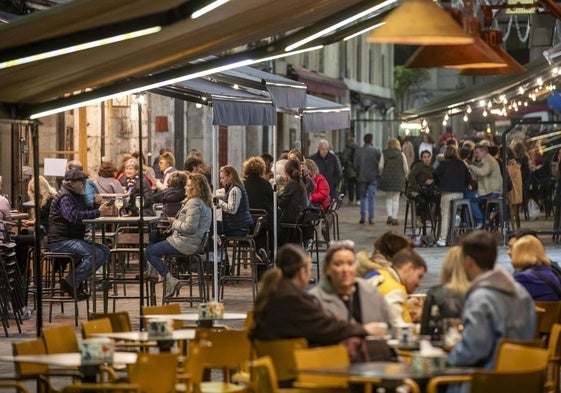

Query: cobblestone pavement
[1,191,559,386]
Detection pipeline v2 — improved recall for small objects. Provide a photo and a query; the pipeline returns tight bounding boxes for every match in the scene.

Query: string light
[466,106,472,114]
[463,114,468,122]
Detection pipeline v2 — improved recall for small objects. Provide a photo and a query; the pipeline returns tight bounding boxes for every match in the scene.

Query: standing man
[48,169,110,300]
[340,136,359,206]
[447,231,535,369]
[310,139,342,201]
[465,144,502,229]
[353,134,381,225]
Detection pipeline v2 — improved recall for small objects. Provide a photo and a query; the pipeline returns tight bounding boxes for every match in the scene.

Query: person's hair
[420,150,432,158]
[243,156,266,179]
[252,244,308,330]
[508,228,538,241]
[304,159,319,176]
[507,146,515,161]
[284,159,302,182]
[131,152,146,165]
[444,145,459,159]
[98,161,118,178]
[373,231,413,260]
[387,138,401,150]
[260,153,274,172]
[474,144,489,154]
[511,235,550,269]
[422,133,434,144]
[364,133,373,144]
[220,165,243,187]
[159,151,176,168]
[462,231,497,270]
[441,246,470,294]
[459,146,472,160]
[287,149,304,163]
[184,157,203,172]
[488,145,499,157]
[28,175,56,206]
[119,155,133,171]
[186,172,212,207]
[124,158,139,170]
[323,240,355,275]
[66,160,83,171]
[392,248,427,271]
[446,138,458,146]
[167,171,188,188]
[187,149,206,164]
[159,147,172,155]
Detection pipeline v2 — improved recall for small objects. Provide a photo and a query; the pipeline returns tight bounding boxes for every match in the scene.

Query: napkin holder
[198,301,224,319]
[146,318,174,338]
[79,338,115,365]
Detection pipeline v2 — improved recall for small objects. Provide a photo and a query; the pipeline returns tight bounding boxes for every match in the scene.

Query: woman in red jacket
[305,159,331,211]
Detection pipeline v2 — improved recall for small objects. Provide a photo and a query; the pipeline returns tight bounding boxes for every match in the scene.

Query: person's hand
[167,217,176,224]
[425,179,434,185]
[94,194,104,205]
[363,322,389,337]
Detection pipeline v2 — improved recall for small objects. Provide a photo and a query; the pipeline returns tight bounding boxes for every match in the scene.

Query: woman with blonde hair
[378,138,408,226]
[512,235,561,300]
[217,165,253,237]
[420,246,470,334]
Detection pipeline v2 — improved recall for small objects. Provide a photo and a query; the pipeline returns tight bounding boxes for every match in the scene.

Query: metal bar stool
[483,197,504,232]
[449,199,475,246]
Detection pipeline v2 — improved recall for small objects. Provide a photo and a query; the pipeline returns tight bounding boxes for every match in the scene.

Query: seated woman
[143,173,212,298]
[217,165,253,237]
[119,158,155,216]
[153,171,187,218]
[249,243,381,347]
[305,159,330,212]
[309,240,392,328]
[278,159,310,247]
[420,246,469,335]
[511,235,561,301]
[407,149,439,227]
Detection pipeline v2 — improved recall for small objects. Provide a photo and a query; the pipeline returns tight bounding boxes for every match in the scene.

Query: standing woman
[144,173,212,298]
[378,138,408,226]
[506,147,523,230]
[119,158,154,216]
[217,165,253,237]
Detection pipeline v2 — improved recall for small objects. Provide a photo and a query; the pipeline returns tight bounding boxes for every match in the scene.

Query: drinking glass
[114,197,124,217]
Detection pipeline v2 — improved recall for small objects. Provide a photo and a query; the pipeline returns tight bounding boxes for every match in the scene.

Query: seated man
[48,169,110,300]
[368,248,427,325]
[448,231,535,369]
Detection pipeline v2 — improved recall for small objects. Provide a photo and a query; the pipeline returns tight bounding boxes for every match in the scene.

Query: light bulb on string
[479,100,486,107]
[444,113,449,121]
[463,114,468,122]
[466,106,472,114]
[442,119,447,126]
[518,86,525,95]
[483,110,488,117]
[537,77,543,86]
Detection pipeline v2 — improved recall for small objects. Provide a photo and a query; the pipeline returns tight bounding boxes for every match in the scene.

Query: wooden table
[9,212,29,233]
[82,215,160,314]
[92,329,196,352]
[145,312,248,327]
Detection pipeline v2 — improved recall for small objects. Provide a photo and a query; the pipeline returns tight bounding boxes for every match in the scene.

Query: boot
[164,273,182,298]
[134,264,159,280]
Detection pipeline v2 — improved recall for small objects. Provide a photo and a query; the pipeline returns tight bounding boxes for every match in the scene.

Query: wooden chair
[82,317,113,338]
[0,380,29,393]
[60,384,140,393]
[250,356,324,393]
[195,328,251,392]
[182,341,210,393]
[143,303,183,330]
[534,301,561,341]
[545,323,561,393]
[42,325,79,354]
[293,345,350,389]
[128,352,179,393]
[89,311,132,332]
[253,338,308,383]
[536,306,546,339]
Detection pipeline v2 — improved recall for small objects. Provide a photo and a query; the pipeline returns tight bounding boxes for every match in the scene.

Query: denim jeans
[49,239,110,286]
[359,181,377,221]
[465,190,500,223]
[144,240,179,276]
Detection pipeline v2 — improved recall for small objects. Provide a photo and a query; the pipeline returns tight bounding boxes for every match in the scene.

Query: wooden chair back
[250,356,279,393]
[42,325,79,354]
[253,338,308,382]
[129,353,178,393]
[184,341,210,393]
[496,341,549,372]
[89,312,132,332]
[535,301,561,336]
[546,324,561,393]
[470,369,546,393]
[243,311,253,330]
[12,339,49,376]
[143,303,183,330]
[536,306,546,339]
[0,381,29,393]
[293,345,349,388]
[82,317,113,338]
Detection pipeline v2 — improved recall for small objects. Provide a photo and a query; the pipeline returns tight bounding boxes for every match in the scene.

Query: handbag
[527,198,540,221]
[419,183,440,198]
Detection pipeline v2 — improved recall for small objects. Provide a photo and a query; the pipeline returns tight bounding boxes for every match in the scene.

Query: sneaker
[164,274,182,298]
[258,248,271,268]
[359,218,365,224]
[386,216,393,225]
[474,222,483,230]
[391,218,399,226]
[436,239,447,247]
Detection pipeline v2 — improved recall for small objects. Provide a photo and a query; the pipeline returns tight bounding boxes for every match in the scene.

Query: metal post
[272,125,278,257]
[212,125,219,299]
[137,95,145,323]
[31,123,42,336]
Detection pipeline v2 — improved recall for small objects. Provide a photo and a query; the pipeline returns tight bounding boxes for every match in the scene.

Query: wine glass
[114,196,124,217]
[135,196,142,215]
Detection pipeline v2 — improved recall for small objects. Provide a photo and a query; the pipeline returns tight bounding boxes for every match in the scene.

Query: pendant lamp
[404,17,507,69]
[367,0,473,45]
[460,30,525,75]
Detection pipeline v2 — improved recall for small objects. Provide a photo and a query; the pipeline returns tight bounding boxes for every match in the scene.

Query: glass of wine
[114,196,124,217]
[135,196,142,215]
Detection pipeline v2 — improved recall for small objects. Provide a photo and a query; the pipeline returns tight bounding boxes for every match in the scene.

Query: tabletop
[145,312,248,321]
[0,352,137,367]
[82,216,160,225]
[91,329,196,342]
[10,212,29,220]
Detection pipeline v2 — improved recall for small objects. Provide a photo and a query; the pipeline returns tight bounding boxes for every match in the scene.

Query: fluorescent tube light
[285,0,398,51]
[344,22,385,41]
[0,26,161,70]
[255,45,324,63]
[191,0,230,19]
[29,57,255,119]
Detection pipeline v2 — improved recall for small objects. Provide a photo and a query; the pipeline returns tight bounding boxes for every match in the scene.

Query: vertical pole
[272,125,278,257]
[137,95,145,323]
[31,123,42,337]
[212,125,219,299]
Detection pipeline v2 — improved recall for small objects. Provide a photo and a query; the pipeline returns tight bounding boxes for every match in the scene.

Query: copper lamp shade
[460,30,525,75]
[404,17,507,69]
[367,0,474,45]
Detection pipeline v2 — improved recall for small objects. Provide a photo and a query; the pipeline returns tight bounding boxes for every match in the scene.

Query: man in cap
[48,169,110,300]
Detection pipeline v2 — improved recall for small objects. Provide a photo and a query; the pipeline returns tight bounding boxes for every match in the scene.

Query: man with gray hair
[67,160,98,205]
[310,139,343,200]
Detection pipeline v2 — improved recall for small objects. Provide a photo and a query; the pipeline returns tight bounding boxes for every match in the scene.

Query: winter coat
[354,144,381,183]
[309,277,393,327]
[310,173,331,211]
[420,284,465,335]
[310,151,343,200]
[447,266,536,369]
[407,160,434,193]
[433,157,471,193]
[378,148,408,192]
[340,142,359,179]
[166,197,211,255]
[513,265,561,301]
[278,179,309,223]
[153,186,185,218]
[506,159,523,206]
[367,266,412,325]
[355,251,391,278]
[468,154,503,196]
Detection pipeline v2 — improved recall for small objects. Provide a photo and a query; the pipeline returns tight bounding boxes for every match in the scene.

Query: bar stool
[40,250,85,326]
[483,197,504,232]
[403,198,421,237]
[449,199,475,246]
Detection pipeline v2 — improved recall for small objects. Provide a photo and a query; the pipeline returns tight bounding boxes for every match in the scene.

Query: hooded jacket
[355,251,391,278]
[447,266,535,369]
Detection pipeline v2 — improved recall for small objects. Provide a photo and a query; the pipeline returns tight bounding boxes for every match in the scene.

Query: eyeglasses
[328,240,355,250]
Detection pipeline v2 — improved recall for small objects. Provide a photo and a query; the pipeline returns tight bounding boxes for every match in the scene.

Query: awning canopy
[404,58,550,120]
[153,78,277,126]
[289,65,349,98]
[302,94,351,132]
[0,0,368,109]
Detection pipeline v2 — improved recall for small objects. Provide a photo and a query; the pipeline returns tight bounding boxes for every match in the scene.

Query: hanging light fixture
[405,17,506,69]
[367,0,473,45]
[460,30,524,75]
